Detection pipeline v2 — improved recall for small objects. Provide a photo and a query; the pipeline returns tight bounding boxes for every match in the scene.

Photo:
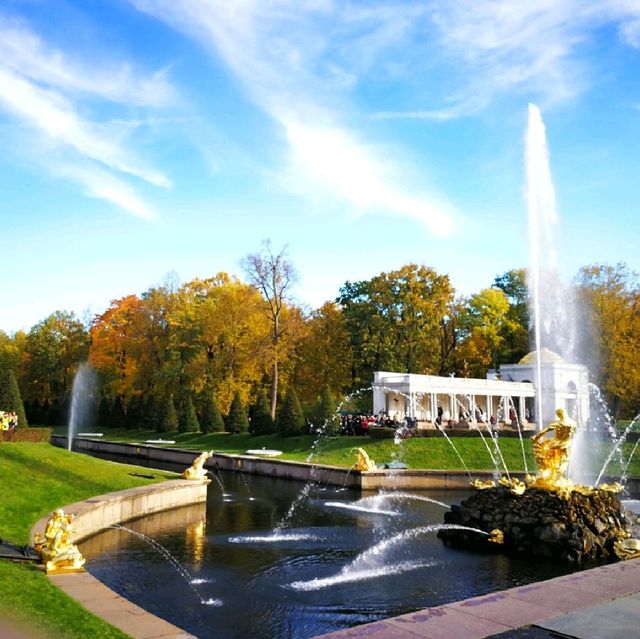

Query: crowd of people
[339,412,418,436]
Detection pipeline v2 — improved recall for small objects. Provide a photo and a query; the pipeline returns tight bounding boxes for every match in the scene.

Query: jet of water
[67,363,97,451]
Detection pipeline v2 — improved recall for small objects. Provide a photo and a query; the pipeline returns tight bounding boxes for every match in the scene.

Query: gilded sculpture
[529,408,576,491]
[182,450,214,480]
[39,508,86,574]
[353,447,376,472]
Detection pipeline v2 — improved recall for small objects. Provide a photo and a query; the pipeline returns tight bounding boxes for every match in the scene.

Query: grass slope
[0,443,176,639]
[59,428,640,477]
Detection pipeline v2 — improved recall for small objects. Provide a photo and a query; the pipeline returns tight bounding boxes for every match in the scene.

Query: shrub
[0,427,51,442]
[226,392,249,434]
[249,388,274,435]
[200,393,225,433]
[159,394,178,433]
[0,368,27,428]
[277,385,305,437]
[178,393,200,433]
[313,385,339,435]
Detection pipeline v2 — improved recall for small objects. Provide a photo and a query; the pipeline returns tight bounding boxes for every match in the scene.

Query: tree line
[1,245,639,433]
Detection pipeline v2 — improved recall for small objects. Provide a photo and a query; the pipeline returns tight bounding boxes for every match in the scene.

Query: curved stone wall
[30,479,208,639]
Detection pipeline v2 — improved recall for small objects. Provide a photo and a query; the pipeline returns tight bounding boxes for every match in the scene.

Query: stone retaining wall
[30,479,208,639]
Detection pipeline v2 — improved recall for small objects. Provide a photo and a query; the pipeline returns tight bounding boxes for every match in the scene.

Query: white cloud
[0,18,173,218]
[129,0,456,234]
[53,163,156,221]
[0,20,175,106]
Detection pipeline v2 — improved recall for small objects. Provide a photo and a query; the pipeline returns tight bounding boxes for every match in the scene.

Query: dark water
[80,469,584,639]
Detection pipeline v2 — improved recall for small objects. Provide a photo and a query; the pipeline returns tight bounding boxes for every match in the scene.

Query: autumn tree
[293,302,352,404]
[177,274,272,413]
[457,288,515,376]
[242,241,298,419]
[337,264,454,387]
[89,296,147,415]
[574,263,640,417]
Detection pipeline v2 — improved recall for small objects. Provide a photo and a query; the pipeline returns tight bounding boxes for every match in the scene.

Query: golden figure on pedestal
[39,509,85,574]
[529,408,576,491]
[182,450,213,480]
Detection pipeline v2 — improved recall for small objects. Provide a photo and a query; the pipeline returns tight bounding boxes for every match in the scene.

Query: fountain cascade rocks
[439,486,631,563]
[439,409,637,562]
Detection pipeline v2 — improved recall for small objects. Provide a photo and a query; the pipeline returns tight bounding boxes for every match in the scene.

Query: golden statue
[40,509,86,574]
[498,476,526,495]
[614,538,640,560]
[598,482,623,493]
[182,450,213,480]
[353,448,376,471]
[488,529,504,544]
[529,408,576,491]
[471,478,496,490]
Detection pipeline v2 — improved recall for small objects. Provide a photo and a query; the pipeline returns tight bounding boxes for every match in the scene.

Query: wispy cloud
[0,18,174,219]
[130,0,456,234]
[427,1,640,112]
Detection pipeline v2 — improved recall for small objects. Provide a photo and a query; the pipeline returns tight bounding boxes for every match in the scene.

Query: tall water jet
[67,363,97,451]
[525,105,592,482]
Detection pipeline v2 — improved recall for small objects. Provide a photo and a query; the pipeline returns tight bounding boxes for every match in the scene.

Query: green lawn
[58,427,640,477]
[4,429,639,638]
[0,442,177,639]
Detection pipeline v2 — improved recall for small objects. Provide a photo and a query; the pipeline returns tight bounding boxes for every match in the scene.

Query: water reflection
[82,471,582,639]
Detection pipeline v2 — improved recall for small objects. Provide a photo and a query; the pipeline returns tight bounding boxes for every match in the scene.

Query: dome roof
[518,348,565,365]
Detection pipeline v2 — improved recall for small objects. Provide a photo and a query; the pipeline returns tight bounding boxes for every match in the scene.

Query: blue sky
[2,0,640,334]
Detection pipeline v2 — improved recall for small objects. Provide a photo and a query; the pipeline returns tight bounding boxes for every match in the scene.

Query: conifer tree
[160,394,178,433]
[179,392,200,433]
[200,393,225,433]
[125,395,144,430]
[0,368,27,428]
[226,391,249,433]
[277,384,305,437]
[249,388,275,435]
[315,384,339,435]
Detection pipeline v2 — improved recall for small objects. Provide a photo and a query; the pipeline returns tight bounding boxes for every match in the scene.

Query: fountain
[438,105,640,562]
[439,407,636,562]
[67,363,97,452]
[65,103,640,639]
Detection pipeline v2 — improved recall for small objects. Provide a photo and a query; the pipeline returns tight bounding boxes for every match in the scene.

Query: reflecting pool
[81,471,584,639]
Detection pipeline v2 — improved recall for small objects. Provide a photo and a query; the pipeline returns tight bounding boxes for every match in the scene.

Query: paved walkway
[49,571,195,639]
[316,558,640,639]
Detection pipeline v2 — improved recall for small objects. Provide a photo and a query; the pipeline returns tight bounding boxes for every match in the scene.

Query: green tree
[200,392,225,433]
[226,391,249,433]
[277,384,305,437]
[160,394,178,433]
[338,264,454,386]
[313,384,339,435]
[23,311,89,410]
[178,392,200,433]
[493,268,530,363]
[249,387,275,435]
[0,369,28,428]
